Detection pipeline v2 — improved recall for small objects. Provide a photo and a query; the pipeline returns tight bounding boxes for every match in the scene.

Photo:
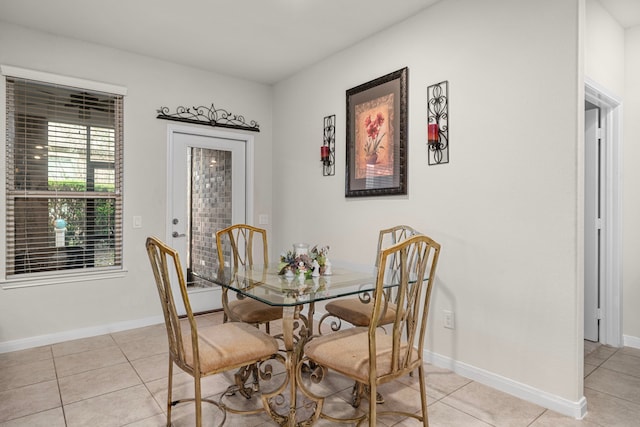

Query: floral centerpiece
[363,113,385,164]
[279,245,330,278]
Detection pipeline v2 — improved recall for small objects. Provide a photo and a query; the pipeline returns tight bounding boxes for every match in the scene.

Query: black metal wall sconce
[321,114,336,176]
[427,80,449,165]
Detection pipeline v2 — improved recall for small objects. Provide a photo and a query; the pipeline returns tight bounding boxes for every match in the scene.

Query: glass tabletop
[192,264,384,307]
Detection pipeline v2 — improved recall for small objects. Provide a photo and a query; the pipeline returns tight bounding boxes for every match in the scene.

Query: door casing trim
[584,77,623,347]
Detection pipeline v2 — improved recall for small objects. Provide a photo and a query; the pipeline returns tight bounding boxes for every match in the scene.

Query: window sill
[1,268,127,289]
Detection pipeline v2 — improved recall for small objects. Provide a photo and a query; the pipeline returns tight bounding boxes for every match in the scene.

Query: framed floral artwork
[345,67,408,197]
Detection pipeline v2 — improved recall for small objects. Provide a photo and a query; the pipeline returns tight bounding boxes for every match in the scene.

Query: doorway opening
[584,78,622,347]
[584,102,601,343]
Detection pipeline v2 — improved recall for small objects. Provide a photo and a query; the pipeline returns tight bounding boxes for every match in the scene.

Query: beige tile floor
[1,311,639,426]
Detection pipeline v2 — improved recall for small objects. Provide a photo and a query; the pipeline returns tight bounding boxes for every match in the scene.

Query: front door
[168,125,248,314]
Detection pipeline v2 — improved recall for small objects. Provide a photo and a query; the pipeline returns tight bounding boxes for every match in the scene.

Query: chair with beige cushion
[318,225,420,406]
[318,225,419,334]
[215,224,283,332]
[145,236,281,427]
[216,224,283,396]
[298,234,440,426]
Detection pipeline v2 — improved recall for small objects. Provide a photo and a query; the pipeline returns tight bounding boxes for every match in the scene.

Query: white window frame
[0,65,128,288]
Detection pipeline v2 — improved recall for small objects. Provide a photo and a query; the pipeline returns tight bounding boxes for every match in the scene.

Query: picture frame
[345,67,408,197]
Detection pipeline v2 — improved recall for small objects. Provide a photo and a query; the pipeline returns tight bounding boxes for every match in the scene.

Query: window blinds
[5,77,123,277]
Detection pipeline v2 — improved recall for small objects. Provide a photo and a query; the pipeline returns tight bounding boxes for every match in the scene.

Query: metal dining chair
[297,234,441,426]
[145,236,281,427]
[317,225,420,405]
[215,224,283,332]
[318,225,420,335]
[215,224,283,396]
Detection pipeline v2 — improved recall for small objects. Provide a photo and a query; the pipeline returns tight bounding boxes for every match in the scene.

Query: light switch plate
[443,310,455,329]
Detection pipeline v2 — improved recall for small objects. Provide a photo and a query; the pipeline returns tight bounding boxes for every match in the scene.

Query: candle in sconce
[428,123,439,144]
[321,145,330,161]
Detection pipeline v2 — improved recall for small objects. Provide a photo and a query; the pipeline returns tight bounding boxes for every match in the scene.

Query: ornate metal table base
[231,363,265,400]
[258,304,321,426]
[213,355,286,426]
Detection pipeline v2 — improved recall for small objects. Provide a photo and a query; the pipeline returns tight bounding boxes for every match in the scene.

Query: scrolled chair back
[375,224,421,288]
[216,223,268,272]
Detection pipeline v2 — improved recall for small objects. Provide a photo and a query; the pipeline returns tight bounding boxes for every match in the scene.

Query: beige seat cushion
[324,298,396,327]
[304,327,418,384]
[228,298,283,324]
[182,322,279,374]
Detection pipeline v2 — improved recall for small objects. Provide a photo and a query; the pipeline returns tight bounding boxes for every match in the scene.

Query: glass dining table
[192,264,383,426]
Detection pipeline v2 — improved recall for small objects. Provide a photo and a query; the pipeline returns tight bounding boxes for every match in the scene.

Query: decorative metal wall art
[427,80,449,165]
[321,114,336,176]
[157,104,260,132]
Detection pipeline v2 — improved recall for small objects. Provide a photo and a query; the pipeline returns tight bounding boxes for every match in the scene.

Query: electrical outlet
[443,310,455,329]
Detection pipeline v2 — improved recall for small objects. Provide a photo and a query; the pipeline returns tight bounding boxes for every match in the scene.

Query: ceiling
[0,0,638,85]
[0,0,440,84]
[598,0,640,29]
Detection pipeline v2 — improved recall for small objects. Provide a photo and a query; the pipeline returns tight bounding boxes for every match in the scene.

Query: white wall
[273,0,583,409]
[585,0,625,97]
[623,26,640,342]
[0,22,274,345]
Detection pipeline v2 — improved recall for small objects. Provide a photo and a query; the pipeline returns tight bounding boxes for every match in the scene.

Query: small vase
[293,243,309,257]
[365,153,378,165]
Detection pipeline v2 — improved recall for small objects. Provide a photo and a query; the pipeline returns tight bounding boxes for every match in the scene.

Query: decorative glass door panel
[170,129,246,313]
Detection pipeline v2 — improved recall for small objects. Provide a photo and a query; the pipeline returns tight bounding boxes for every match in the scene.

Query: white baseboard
[424,350,587,420]
[623,335,640,349]
[0,315,164,354]
[310,310,587,419]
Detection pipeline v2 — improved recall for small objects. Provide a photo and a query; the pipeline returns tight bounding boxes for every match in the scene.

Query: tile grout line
[436,398,499,427]
[584,383,640,407]
[112,331,169,420]
[50,344,69,427]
